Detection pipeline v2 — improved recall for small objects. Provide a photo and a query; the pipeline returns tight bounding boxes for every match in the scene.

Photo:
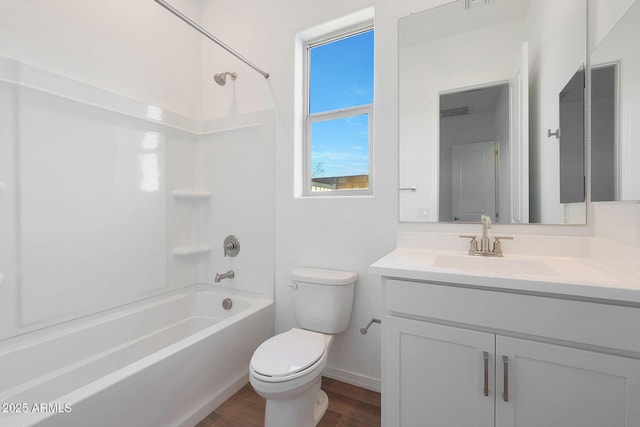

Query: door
[451,141,497,222]
[495,336,640,427]
[383,316,494,427]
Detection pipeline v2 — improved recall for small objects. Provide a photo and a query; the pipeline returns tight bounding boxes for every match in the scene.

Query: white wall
[591,201,640,246]
[0,0,203,118]
[590,0,637,48]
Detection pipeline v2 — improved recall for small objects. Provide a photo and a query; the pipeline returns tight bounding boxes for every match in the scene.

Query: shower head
[214,72,237,86]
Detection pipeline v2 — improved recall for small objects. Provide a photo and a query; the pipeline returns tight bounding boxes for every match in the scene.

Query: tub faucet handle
[223,235,240,257]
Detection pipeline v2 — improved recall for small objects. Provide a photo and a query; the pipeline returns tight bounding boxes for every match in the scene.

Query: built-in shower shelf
[171,190,211,199]
[172,246,211,256]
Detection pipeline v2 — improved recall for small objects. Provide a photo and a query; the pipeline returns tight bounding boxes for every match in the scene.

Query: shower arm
[153,0,270,79]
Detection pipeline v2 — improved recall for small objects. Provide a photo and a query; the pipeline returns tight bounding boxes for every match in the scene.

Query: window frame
[302,24,374,197]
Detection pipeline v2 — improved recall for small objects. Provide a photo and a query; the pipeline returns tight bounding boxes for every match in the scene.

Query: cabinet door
[496,336,640,427]
[383,316,494,427]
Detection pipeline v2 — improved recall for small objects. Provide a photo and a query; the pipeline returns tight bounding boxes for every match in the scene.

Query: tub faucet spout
[215,270,235,283]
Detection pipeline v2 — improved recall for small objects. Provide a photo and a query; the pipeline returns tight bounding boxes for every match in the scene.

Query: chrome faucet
[214,270,235,283]
[480,214,492,253]
[460,215,513,257]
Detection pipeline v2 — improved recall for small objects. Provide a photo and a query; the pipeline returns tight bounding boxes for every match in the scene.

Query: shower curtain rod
[153,0,270,79]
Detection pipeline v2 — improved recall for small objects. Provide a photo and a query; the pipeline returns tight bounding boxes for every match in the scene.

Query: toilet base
[263,376,328,427]
[313,389,329,424]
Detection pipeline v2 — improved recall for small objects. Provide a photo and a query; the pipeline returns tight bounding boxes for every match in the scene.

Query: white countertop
[370,247,640,304]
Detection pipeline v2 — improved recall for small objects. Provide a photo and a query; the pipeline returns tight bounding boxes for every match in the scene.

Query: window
[304,27,374,195]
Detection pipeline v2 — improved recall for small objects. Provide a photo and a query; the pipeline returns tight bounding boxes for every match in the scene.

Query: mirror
[399,0,587,224]
[590,0,640,201]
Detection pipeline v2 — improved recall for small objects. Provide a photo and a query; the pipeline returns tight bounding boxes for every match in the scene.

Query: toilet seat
[250,328,327,382]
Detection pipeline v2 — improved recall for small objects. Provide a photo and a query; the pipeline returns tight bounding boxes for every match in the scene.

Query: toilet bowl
[249,267,357,427]
[250,328,333,427]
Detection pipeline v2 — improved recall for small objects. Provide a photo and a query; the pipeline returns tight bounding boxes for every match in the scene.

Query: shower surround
[0,56,275,425]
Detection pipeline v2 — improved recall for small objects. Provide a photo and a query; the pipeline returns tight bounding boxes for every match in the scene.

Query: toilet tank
[290,267,357,334]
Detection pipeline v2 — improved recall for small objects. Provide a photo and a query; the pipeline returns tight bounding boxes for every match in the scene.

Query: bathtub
[0,285,274,427]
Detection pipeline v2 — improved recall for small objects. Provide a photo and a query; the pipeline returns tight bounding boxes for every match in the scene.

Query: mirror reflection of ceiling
[399,0,530,49]
[440,85,504,116]
[398,0,587,225]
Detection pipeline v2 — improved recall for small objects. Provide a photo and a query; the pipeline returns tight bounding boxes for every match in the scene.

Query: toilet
[249,267,357,427]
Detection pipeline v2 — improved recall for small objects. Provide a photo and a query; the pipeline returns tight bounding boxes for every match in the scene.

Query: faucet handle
[460,235,479,254]
[492,236,514,255]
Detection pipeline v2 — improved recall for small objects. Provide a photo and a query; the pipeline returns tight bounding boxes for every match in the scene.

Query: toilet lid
[251,328,326,378]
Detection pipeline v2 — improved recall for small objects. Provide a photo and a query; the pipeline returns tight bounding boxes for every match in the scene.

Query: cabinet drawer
[384,279,640,355]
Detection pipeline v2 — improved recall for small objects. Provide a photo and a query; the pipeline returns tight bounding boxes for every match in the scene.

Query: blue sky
[309,30,373,178]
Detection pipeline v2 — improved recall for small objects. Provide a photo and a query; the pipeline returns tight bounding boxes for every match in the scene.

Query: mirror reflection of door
[451,141,497,222]
[559,69,586,203]
[439,84,508,222]
[591,64,618,201]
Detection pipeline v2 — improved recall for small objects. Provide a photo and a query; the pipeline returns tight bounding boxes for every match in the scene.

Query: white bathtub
[0,285,274,427]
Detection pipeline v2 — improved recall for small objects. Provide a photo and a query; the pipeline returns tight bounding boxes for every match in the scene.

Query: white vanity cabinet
[494,335,640,427]
[381,278,640,427]
[384,316,495,427]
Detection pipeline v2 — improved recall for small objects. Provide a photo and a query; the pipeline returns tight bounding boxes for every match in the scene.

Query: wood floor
[195,376,381,427]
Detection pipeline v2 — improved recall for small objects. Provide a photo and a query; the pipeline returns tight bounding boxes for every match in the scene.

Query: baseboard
[323,366,381,393]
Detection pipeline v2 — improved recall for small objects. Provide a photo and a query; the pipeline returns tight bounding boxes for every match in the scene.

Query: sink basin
[433,254,557,277]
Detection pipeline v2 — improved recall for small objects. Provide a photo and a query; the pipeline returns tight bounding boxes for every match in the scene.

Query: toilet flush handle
[288,282,298,290]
